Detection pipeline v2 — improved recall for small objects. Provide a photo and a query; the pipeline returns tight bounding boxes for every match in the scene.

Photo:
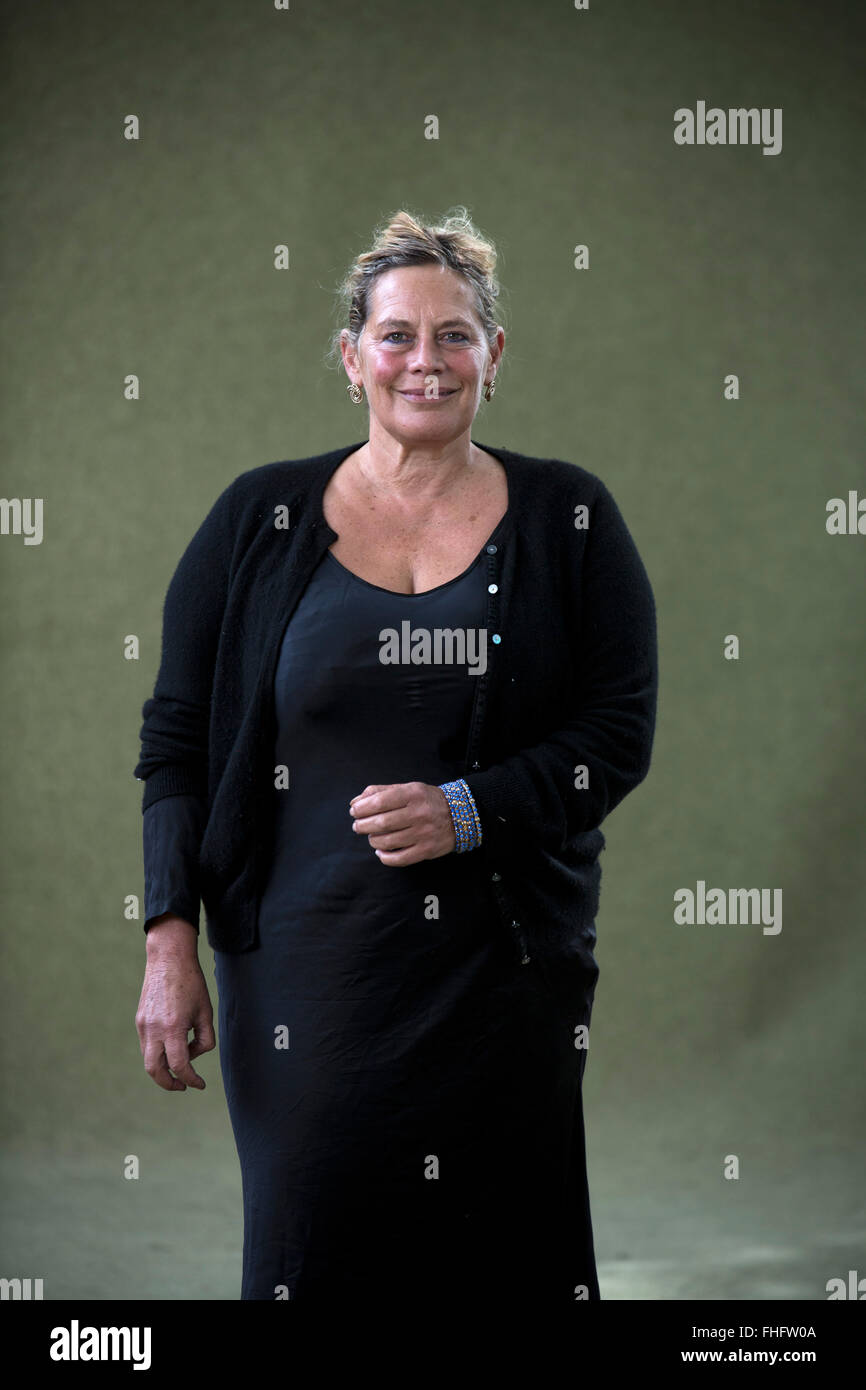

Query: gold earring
[483,380,496,402]
[347,382,364,404]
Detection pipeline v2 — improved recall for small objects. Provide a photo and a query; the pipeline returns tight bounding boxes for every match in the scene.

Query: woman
[134,207,658,1307]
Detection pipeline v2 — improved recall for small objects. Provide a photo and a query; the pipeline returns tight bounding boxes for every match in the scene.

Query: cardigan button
[492,634,501,644]
[491,872,501,882]
[487,583,498,594]
[510,920,520,931]
[520,954,531,965]
[485,544,497,554]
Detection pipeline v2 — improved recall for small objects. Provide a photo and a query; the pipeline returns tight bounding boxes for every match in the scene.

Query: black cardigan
[134,440,658,967]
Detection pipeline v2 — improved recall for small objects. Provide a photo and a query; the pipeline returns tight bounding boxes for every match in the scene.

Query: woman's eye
[384,331,467,343]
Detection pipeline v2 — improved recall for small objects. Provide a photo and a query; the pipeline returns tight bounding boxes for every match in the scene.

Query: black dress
[144,515,600,1307]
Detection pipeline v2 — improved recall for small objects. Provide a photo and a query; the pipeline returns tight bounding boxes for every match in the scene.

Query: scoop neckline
[324,505,510,598]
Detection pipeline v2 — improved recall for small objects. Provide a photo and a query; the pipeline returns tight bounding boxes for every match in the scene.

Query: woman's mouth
[398,387,458,400]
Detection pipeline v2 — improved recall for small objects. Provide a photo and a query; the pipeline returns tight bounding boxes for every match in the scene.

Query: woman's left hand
[349,782,456,865]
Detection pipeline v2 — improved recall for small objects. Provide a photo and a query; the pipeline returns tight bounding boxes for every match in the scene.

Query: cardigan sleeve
[133,475,242,811]
[142,792,207,934]
[462,479,658,863]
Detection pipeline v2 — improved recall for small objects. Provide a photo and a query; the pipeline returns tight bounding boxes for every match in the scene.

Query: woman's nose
[406,336,446,372]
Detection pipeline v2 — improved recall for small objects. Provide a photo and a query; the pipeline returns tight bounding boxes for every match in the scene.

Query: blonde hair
[327,206,504,369]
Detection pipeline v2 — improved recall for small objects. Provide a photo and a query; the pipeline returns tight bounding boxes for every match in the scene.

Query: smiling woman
[344,273,497,419]
[321,211,508,596]
[134,206,659,1309]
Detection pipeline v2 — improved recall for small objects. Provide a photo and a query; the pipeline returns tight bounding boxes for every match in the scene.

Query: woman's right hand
[136,915,216,1091]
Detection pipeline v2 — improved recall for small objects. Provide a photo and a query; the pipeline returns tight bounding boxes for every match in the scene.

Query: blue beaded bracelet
[438,778,483,852]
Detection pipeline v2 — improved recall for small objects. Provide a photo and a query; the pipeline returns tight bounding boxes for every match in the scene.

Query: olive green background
[1,0,863,1301]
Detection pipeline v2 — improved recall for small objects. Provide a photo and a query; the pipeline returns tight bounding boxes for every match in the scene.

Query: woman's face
[342,264,503,447]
